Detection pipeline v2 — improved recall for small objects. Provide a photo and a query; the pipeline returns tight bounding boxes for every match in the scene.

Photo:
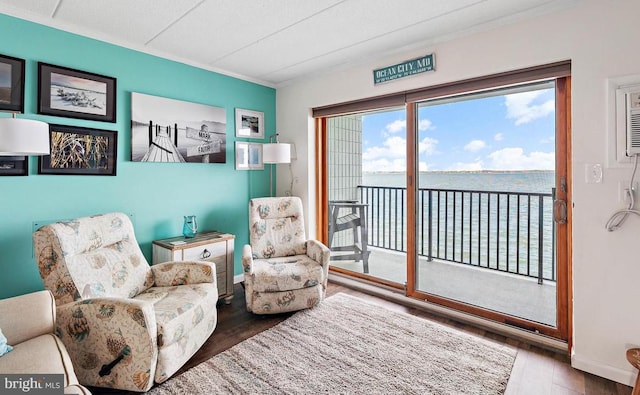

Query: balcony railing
[357,185,556,283]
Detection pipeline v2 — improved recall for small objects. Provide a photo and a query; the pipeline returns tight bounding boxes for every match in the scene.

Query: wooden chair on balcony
[328,200,370,273]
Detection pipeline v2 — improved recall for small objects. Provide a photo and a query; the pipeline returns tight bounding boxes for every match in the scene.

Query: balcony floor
[330,246,556,327]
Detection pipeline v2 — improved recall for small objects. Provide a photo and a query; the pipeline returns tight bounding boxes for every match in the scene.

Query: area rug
[149,293,517,394]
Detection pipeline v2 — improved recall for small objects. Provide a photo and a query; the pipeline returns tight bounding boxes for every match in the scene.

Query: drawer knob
[200,249,211,259]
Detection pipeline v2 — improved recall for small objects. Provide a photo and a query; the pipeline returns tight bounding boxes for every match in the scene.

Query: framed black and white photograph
[39,124,117,176]
[0,54,25,113]
[235,142,263,170]
[131,92,227,164]
[235,108,264,139]
[0,156,28,176]
[38,62,116,122]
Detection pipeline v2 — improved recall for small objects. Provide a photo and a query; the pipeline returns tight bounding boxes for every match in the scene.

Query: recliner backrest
[33,212,154,306]
[249,197,307,258]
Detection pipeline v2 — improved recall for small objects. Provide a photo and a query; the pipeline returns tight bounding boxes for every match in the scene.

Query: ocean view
[362,170,555,194]
[348,170,557,281]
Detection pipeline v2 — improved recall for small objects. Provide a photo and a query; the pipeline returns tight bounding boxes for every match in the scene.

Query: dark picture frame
[0,54,25,113]
[39,124,117,176]
[0,156,28,176]
[38,62,116,122]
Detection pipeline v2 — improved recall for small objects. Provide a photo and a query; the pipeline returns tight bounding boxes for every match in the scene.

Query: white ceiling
[0,0,581,87]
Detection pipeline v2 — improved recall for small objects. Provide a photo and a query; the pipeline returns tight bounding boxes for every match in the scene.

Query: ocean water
[363,171,555,194]
[352,171,556,280]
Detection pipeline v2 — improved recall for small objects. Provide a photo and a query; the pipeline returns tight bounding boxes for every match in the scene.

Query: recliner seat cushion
[249,255,324,293]
[135,284,217,349]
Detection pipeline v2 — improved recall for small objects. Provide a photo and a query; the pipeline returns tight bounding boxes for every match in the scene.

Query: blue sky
[361,87,556,172]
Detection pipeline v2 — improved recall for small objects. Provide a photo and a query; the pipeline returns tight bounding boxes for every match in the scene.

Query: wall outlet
[585,163,603,183]
[619,181,638,203]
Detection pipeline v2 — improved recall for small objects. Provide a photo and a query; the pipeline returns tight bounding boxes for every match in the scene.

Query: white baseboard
[233,274,244,284]
[571,354,636,386]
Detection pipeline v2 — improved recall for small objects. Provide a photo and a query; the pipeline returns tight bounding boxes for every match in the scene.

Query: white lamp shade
[0,118,50,155]
[263,143,291,164]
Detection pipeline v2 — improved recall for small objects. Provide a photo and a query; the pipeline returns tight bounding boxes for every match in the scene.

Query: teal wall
[0,14,275,299]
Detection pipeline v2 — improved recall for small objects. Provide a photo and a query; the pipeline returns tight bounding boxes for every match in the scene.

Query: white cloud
[363,136,406,160]
[464,140,486,152]
[362,135,438,172]
[494,133,503,141]
[418,119,434,131]
[505,90,554,125]
[386,120,405,134]
[486,147,555,170]
[419,136,438,155]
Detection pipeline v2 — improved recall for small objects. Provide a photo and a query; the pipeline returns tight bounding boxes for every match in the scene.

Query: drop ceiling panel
[0,0,582,86]
[147,0,345,65]
[0,0,58,17]
[52,0,203,44]
[211,0,482,77]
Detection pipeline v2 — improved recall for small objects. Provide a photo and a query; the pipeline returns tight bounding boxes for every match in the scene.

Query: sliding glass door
[325,108,408,288]
[317,66,570,341]
[412,82,558,327]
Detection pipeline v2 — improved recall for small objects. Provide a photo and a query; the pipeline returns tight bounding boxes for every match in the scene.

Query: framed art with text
[39,124,117,176]
[38,62,116,122]
[0,54,25,113]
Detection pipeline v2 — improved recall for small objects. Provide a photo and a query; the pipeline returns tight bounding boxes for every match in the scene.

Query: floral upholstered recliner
[242,197,331,314]
[33,212,218,392]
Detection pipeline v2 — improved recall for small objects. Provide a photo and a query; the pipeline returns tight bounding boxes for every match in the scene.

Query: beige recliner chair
[242,196,331,314]
[0,290,91,395]
[33,212,218,392]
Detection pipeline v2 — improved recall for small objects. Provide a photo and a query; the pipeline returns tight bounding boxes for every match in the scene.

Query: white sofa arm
[0,290,55,345]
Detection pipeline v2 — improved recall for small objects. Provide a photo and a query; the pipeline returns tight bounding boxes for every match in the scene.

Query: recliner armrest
[306,239,331,269]
[152,261,216,287]
[241,244,254,274]
[0,290,55,345]
[56,297,158,391]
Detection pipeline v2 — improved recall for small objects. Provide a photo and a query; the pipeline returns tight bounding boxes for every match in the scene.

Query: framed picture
[235,108,264,139]
[235,142,263,170]
[0,156,28,176]
[131,92,226,164]
[39,124,117,176]
[0,54,25,113]
[38,62,116,122]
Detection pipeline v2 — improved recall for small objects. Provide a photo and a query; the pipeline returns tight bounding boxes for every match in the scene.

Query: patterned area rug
[149,293,516,394]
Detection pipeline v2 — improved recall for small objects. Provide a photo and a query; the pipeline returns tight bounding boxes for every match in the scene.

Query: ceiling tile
[147,0,345,65]
[53,0,203,44]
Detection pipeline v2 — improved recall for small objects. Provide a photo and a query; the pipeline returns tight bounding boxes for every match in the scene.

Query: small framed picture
[0,54,25,113]
[235,142,263,170]
[38,62,117,123]
[0,156,28,176]
[235,108,264,139]
[39,124,117,176]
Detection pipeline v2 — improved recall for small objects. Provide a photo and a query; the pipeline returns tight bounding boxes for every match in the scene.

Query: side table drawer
[183,242,226,261]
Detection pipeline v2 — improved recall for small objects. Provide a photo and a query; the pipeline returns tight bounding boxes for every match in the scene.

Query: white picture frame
[235,108,264,139]
[235,142,264,170]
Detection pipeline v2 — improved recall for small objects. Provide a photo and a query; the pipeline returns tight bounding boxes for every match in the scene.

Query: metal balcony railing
[357,185,556,283]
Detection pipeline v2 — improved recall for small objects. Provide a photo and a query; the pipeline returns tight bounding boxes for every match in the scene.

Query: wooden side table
[152,231,235,304]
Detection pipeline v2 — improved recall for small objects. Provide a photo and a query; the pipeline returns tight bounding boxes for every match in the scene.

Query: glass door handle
[553,199,567,224]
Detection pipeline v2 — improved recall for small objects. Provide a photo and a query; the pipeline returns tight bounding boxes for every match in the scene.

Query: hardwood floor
[92,282,632,395]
